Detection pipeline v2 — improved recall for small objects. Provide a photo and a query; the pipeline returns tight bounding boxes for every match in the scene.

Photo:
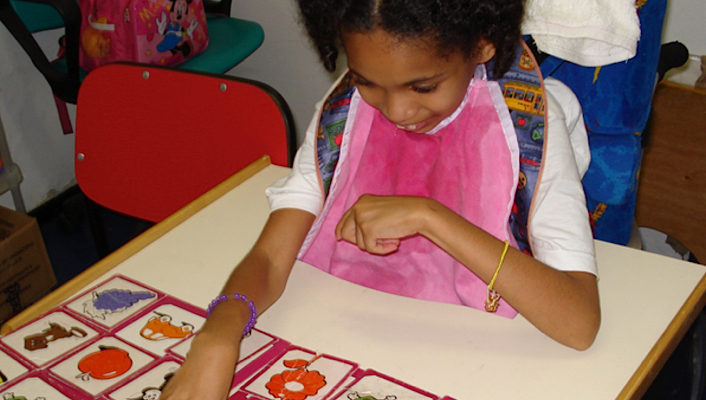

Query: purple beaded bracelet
[207,292,257,337]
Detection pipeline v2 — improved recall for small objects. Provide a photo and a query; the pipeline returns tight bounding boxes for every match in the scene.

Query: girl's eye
[412,85,437,94]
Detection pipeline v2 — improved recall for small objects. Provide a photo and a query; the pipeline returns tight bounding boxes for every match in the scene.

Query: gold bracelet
[485,240,510,313]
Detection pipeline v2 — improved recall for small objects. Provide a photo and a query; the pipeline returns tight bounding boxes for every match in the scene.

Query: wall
[0,0,703,211]
[661,0,706,85]
[228,0,346,140]
[0,26,77,211]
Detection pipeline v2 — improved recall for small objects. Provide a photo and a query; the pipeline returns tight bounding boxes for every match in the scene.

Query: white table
[5,156,706,399]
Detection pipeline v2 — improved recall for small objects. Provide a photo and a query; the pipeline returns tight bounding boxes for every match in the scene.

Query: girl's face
[342,29,495,134]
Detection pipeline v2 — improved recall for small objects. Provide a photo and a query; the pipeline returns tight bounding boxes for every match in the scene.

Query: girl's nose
[381,93,417,124]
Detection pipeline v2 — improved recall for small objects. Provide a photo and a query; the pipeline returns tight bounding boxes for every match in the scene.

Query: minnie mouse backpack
[78,0,209,71]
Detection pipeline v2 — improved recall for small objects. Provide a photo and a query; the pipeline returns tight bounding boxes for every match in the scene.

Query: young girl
[162,0,600,399]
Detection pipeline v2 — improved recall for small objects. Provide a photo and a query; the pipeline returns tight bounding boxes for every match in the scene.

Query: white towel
[521,0,641,67]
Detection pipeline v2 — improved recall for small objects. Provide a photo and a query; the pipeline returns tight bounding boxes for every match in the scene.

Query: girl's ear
[477,40,497,63]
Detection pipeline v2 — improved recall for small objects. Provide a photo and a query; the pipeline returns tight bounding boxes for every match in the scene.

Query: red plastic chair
[74,63,295,254]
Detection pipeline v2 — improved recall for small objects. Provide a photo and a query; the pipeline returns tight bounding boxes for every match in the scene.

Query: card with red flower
[232,346,358,400]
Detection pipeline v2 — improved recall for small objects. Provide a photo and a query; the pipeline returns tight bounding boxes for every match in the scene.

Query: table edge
[0,155,272,335]
[618,267,706,399]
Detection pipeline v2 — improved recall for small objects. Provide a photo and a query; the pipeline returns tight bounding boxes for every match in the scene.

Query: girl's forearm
[161,210,315,400]
[202,209,317,339]
[419,198,600,350]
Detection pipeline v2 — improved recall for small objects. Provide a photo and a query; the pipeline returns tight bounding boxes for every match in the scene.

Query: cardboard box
[0,205,56,324]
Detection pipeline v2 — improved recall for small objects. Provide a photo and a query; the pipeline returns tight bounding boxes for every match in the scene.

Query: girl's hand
[335,194,430,254]
[160,329,240,400]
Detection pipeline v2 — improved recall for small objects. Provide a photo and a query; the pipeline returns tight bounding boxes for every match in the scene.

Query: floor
[20,186,706,399]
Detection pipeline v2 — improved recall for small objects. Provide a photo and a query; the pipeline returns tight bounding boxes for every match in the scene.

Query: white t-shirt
[266,76,597,276]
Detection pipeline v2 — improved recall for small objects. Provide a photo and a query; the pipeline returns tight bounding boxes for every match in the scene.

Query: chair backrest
[75,63,295,223]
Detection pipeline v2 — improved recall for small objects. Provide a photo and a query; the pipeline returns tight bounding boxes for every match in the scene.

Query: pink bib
[300,72,520,317]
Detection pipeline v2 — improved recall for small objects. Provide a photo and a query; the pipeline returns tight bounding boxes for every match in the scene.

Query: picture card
[331,370,441,400]
[116,302,205,356]
[229,331,292,391]
[238,329,282,365]
[0,349,29,387]
[49,336,156,396]
[0,311,99,367]
[106,359,181,400]
[164,327,292,398]
[1,376,73,400]
[65,276,161,328]
[167,328,281,365]
[234,346,357,400]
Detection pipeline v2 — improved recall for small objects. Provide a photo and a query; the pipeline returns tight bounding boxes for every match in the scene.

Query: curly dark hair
[297,0,524,78]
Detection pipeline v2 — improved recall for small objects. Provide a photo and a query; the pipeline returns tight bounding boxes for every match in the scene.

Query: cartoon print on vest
[489,43,547,255]
[316,74,356,196]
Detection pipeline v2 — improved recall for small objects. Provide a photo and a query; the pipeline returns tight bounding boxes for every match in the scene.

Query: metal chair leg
[83,196,111,258]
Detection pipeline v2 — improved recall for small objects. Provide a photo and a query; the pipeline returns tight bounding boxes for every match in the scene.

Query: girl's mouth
[395,119,430,133]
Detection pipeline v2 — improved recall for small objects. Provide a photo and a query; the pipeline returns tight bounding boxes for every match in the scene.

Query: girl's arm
[421,199,600,350]
[335,195,599,350]
[161,208,316,400]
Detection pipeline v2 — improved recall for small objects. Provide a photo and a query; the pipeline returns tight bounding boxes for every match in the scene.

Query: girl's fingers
[376,238,400,254]
[337,214,399,254]
[336,211,354,242]
[356,223,367,251]
[336,208,356,241]
[335,210,346,240]
[336,195,424,253]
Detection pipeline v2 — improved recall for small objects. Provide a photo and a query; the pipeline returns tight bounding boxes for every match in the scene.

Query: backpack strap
[489,41,548,256]
[314,73,356,196]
